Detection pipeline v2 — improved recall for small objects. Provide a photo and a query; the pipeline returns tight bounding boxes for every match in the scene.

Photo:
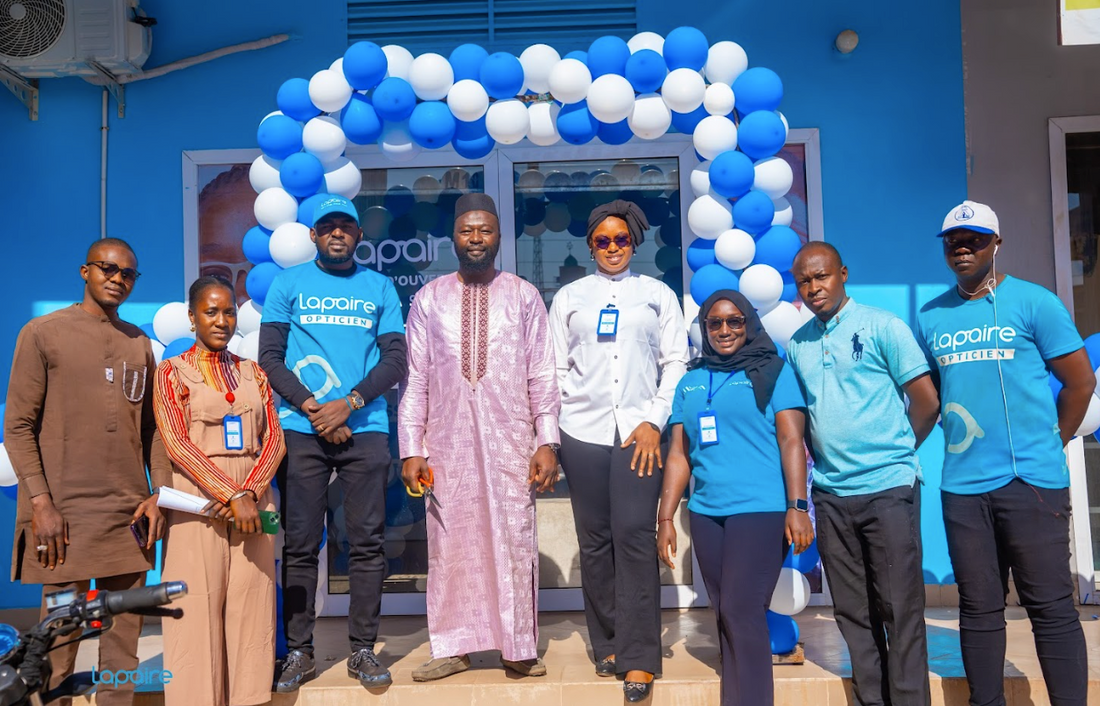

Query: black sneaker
[274,649,316,692]
[348,647,392,688]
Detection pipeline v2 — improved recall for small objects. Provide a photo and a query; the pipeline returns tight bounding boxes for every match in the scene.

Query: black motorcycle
[0,581,187,706]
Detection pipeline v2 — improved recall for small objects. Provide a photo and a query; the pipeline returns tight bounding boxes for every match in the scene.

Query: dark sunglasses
[705,316,746,332]
[87,260,141,283]
[594,235,632,250]
[941,231,994,251]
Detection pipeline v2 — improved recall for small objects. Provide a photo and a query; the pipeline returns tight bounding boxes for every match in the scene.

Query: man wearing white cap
[916,200,1094,705]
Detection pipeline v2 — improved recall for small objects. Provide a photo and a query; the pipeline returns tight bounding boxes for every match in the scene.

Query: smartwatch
[787,498,809,513]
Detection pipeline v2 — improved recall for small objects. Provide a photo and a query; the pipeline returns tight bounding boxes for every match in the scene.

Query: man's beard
[318,249,354,266]
[457,243,499,272]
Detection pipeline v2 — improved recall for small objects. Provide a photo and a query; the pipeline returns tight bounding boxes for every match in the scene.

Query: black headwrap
[455,192,499,220]
[585,199,650,246]
[690,289,785,414]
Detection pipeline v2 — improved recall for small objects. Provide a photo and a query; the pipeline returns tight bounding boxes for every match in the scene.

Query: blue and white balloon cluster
[766,541,820,654]
[1052,332,1100,440]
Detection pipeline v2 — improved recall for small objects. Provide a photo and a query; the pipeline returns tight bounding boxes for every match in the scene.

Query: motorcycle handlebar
[102,582,187,616]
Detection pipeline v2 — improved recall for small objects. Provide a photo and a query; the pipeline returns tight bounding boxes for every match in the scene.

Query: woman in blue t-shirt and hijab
[657,289,814,706]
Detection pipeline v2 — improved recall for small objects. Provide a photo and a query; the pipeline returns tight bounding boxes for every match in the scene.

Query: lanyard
[706,370,737,408]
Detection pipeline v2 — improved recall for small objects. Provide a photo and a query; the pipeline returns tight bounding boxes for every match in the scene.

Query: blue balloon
[163,337,195,360]
[452,117,495,160]
[1084,333,1100,369]
[256,115,303,160]
[754,225,802,272]
[663,26,709,71]
[245,262,283,306]
[733,67,784,114]
[709,150,756,199]
[625,49,667,93]
[738,111,787,160]
[343,41,388,90]
[279,152,325,198]
[480,52,524,99]
[781,270,799,302]
[784,539,820,573]
[340,93,383,145]
[564,50,588,64]
[296,195,327,227]
[567,219,588,238]
[384,186,415,218]
[544,171,573,202]
[0,484,16,501]
[409,101,457,148]
[449,43,489,81]
[557,101,599,145]
[139,323,156,340]
[371,77,417,122]
[767,610,800,654]
[243,225,274,264]
[597,119,633,145]
[733,191,776,234]
[276,78,320,122]
[587,35,631,77]
[686,238,717,271]
[670,105,708,135]
[690,263,740,303]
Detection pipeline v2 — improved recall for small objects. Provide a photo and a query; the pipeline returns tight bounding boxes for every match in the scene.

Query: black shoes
[274,649,317,693]
[624,679,653,702]
[348,647,393,687]
[595,656,616,677]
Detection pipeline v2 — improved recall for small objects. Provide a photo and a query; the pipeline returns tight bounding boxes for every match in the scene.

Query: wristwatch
[346,390,366,411]
[544,443,561,454]
[787,498,809,513]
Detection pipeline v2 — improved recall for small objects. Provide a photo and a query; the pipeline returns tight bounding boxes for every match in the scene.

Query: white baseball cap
[937,200,999,237]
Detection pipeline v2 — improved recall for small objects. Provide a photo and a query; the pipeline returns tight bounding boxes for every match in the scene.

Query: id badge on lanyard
[597,307,619,337]
[698,411,719,447]
[224,415,244,450]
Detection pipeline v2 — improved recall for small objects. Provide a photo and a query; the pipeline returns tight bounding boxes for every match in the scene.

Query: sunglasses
[704,316,746,332]
[594,235,632,250]
[941,231,994,251]
[87,261,141,283]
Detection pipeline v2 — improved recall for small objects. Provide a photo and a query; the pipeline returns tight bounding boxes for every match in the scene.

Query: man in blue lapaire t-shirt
[259,195,408,692]
[787,242,941,706]
[916,201,1095,706]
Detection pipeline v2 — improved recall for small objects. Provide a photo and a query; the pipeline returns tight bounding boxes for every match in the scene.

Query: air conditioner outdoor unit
[0,0,152,78]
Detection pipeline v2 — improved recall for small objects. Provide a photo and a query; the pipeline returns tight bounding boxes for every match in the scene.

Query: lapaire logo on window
[91,666,173,686]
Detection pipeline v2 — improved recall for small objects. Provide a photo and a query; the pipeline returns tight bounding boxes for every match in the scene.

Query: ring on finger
[36,544,48,552]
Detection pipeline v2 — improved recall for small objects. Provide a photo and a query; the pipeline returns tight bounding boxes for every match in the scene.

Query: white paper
[156,486,211,515]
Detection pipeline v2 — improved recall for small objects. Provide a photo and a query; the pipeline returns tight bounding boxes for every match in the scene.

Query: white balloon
[153,302,192,347]
[382,45,414,80]
[703,83,735,116]
[308,69,353,114]
[263,110,285,122]
[517,169,546,192]
[693,115,738,161]
[628,92,672,140]
[520,44,561,94]
[226,334,244,356]
[587,74,635,124]
[237,330,261,361]
[249,155,283,194]
[150,339,165,365]
[329,57,343,74]
[688,320,703,351]
[254,187,299,230]
[323,156,364,197]
[485,99,529,145]
[799,302,816,324]
[0,444,14,487]
[376,122,421,163]
[753,156,794,200]
[704,41,749,85]
[772,197,794,226]
[447,79,490,122]
[761,301,805,350]
[740,264,784,310]
[548,58,592,105]
[714,229,756,270]
[270,222,316,269]
[687,194,734,240]
[302,116,347,164]
[408,52,454,101]
[414,175,443,203]
[527,102,561,146]
[661,68,707,114]
[690,161,712,198]
[1077,394,1100,436]
[776,111,790,141]
[628,31,665,55]
[770,567,811,616]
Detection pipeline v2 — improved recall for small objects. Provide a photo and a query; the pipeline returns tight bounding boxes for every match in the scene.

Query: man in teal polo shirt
[787,241,940,706]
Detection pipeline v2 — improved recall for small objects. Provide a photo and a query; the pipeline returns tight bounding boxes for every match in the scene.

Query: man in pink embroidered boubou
[398,193,561,682]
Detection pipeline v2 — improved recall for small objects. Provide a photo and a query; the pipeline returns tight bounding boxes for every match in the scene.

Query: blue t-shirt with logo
[669,363,806,516]
[916,276,1083,495]
[262,262,405,435]
[786,300,929,496]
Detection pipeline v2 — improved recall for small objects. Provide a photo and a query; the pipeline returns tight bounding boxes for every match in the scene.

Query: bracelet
[658,518,674,523]
[229,490,256,503]
[345,397,353,410]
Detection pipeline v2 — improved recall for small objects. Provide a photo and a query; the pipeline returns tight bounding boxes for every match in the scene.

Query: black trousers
[278,430,390,654]
[559,430,663,675]
[942,479,1087,706]
[812,484,930,706]
[690,511,787,706]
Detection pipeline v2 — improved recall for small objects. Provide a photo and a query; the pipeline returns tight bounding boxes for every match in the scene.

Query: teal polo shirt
[786,299,930,496]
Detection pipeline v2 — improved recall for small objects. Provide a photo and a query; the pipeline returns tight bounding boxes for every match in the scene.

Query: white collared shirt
[549,269,689,446]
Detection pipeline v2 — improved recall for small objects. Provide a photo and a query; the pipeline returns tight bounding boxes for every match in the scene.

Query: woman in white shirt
[549,200,689,703]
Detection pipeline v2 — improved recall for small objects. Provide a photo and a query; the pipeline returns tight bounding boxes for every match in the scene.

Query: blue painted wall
[0,0,965,607]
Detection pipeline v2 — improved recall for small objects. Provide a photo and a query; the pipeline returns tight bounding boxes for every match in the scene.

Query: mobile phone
[260,510,281,535]
[130,515,150,547]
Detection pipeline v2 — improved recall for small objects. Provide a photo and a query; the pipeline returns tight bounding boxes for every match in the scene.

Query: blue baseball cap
[312,195,360,228]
